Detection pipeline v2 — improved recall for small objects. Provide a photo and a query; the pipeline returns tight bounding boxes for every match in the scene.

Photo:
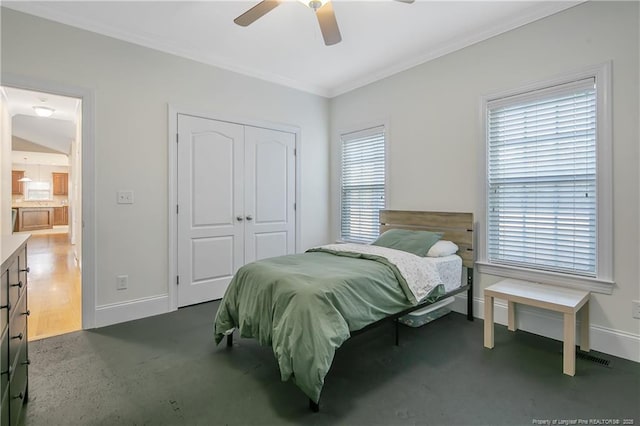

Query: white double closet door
[177,114,296,307]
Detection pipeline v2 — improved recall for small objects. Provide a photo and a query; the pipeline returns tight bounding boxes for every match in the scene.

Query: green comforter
[213,247,444,403]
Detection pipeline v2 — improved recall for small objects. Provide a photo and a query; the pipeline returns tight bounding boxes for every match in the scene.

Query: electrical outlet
[633,300,640,319]
[117,275,128,290]
[117,190,134,204]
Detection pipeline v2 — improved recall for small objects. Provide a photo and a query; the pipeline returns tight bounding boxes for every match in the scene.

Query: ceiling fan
[234,0,415,46]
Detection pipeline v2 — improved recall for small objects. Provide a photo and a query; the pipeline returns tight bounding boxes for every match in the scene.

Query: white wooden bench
[483,278,590,376]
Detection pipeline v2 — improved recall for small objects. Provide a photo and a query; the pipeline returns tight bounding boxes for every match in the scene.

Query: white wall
[331,2,639,360]
[0,91,11,235]
[1,8,330,320]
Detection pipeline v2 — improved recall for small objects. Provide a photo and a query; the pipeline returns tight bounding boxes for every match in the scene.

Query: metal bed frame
[225,210,475,412]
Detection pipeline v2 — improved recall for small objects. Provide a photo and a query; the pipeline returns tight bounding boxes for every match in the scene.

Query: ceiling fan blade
[234,0,281,27]
[316,1,342,46]
[394,0,415,3]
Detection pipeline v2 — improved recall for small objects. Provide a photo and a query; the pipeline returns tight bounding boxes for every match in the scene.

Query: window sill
[476,261,614,295]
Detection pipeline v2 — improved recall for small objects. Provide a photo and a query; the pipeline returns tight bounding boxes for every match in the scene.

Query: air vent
[576,351,611,367]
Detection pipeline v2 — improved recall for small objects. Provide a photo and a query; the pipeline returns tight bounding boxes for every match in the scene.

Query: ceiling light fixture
[18,157,32,182]
[33,106,55,117]
[298,0,329,10]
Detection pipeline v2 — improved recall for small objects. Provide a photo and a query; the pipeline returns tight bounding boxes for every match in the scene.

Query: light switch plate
[117,190,134,204]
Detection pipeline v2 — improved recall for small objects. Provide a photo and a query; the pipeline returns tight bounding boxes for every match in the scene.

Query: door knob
[236,216,244,221]
[246,215,253,221]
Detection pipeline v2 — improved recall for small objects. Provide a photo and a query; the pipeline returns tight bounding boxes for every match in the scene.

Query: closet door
[177,114,244,307]
[244,127,296,263]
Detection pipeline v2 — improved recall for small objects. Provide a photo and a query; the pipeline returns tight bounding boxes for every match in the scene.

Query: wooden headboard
[379,210,475,269]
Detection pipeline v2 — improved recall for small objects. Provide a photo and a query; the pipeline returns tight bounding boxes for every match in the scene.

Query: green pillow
[371,229,443,257]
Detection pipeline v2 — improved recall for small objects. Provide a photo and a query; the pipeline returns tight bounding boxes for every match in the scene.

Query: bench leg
[580,302,590,352]
[507,301,516,331]
[484,295,494,348]
[226,333,233,347]
[563,312,576,376]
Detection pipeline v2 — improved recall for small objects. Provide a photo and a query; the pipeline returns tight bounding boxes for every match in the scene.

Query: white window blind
[487,78,597,277]
[26,181,52,201]
[340,126,385,243]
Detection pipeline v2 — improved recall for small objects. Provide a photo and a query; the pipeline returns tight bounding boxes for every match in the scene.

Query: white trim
[1,73,97,329]
[477,62,614,293]
[450,295,640,363]
[167,105,302,311]
[476,262,614,295]
[3,2,583,99]
[94,294,169,328]
[328,2,585,97]
[167,105,179,312]
[2,2,329,97]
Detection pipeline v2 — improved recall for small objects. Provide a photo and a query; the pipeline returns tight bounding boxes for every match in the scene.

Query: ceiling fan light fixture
[298,0,329,11]
[33,106,55,117]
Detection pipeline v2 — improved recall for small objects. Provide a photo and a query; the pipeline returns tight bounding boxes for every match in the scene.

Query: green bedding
[214,248,443,403]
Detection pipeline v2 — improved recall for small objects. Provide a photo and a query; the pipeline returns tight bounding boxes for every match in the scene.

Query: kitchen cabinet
[52,173,68,196]
[0,234,30,426]
[53,206,68,226]
[17,208,53,232]
[11,172,24,196]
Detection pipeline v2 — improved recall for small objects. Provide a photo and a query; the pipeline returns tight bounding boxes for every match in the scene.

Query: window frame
[25,180,53,201]
[477,62,614,294]
[338,123,388,243]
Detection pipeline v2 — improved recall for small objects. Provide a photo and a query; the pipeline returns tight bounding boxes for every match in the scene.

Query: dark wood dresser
[1,234,30,425]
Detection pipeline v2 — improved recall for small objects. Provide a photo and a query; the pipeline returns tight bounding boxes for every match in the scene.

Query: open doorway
[2,86,82,341]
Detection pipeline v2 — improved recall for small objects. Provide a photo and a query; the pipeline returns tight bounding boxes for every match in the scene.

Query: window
[26,181,52,201]
[340,126,386,243]
[479,64,613,293]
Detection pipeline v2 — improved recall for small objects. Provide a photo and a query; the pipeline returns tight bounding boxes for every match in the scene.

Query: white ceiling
[3,0,581,98]
[1,86,79,155]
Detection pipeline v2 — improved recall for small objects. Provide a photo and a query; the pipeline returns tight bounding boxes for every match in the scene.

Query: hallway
[27,232,81,341]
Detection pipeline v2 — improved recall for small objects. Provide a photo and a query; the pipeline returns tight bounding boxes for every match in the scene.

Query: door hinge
[176,204,179,214]
[294,202,296,211]
[176,275,180,285]
[176,133,179,144]
[294,148,296,156]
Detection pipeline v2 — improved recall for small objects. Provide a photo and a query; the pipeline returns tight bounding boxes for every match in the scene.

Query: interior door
[177,114,244,307]
[244,126,296,263]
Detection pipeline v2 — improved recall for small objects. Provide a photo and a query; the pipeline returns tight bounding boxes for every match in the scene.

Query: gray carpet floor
[21,301,639,426]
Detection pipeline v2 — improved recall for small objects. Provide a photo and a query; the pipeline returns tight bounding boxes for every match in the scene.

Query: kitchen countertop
[12,203,67,208]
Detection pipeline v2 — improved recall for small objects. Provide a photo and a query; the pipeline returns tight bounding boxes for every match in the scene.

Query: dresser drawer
[1,392,8,426]
[7,294,26,367]
[8,348,27,426]
[0,269,7,334]
[17,247,27,307]
[0,331,7,402]
[6,258,22,314]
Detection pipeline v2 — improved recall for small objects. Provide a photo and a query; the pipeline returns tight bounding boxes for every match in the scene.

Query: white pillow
[426,240,458,257]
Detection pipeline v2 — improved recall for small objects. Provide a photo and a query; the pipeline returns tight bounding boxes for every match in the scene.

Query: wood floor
[26,232,82,341]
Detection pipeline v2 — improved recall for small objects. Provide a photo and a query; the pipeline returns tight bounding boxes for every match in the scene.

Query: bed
[214,210,474,411]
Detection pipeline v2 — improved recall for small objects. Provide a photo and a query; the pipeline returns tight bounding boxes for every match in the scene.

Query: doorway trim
[167,105,302,311]
[1,72,96,329]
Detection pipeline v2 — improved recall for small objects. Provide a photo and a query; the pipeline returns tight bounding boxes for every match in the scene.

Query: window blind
[487,78,597,277]
[340,126,385,243]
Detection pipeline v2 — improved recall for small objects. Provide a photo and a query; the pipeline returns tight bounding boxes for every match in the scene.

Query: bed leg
[226,332,233,347]
[395,318,399,346]
[309,399,319,412]
[467,267,474,321]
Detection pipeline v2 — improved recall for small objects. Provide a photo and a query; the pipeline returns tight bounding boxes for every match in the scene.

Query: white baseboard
[451,295,640,363]
[94,294,170,328]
